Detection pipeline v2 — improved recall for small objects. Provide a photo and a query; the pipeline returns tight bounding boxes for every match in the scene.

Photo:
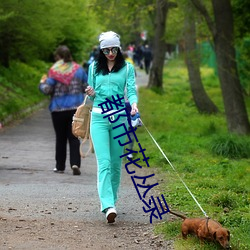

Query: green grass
[0,60,50,123]
[134,59,250,249]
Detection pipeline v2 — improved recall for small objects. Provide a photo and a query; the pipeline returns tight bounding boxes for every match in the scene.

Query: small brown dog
[169,210,231,249]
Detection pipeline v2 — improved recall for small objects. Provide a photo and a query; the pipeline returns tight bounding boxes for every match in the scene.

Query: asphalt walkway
[0,68,150,224]
[0,70,173,249]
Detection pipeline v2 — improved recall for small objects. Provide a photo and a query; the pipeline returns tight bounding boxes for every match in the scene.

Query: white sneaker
[127,154,133,159]
[53,168,64,173]
[105,207,117,223]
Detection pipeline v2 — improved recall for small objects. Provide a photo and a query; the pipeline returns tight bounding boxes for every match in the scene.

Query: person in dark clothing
[143,44,152,74]
[84,46,100,73]
[39,45,88,175]
[134,45,144,69]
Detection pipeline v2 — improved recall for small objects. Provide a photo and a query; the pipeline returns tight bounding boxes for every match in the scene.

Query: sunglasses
[102,47,119,55]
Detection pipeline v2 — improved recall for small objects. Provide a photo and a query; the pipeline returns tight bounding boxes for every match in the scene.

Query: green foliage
[0,60,49,122]
[233,0,250,102]
[0,0,100,66]
[210,134,250,159]
[210,192,238,209]
[165,0,212,44]
[236,37,250,95]
[92,0,156,46]
[135,58,250,249]
[232,0,250,39]
[165,3,184,44]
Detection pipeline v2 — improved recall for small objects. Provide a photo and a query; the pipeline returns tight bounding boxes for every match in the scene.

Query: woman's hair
[54,45,73,63]
[95,48,126,75]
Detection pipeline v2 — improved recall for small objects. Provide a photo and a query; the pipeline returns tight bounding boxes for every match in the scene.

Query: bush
[210,192,237,209]
[0,60,49,123]
[210,135,250,159]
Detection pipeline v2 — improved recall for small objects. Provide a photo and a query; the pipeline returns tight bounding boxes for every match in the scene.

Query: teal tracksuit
[88,62,137,212]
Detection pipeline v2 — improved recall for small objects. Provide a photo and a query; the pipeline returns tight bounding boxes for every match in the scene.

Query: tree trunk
[184,4,218,114]
[147,0,168,89]
[212,0,250,134]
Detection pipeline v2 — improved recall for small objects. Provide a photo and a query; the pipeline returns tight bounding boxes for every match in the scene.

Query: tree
[148,0,177,89]
[191,0,250,134]
[0,0,98,66]
[91,0,156,48]
[0,0,58,66]
[184,1,218,114]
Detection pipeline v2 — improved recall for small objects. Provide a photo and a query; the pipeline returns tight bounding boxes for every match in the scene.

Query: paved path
[135,69,149,88]
[0,103,150,223]
[0,71,173,249]
[0,68,149,221]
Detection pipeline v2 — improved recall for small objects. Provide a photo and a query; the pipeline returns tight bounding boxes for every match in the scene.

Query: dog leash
[139,118,209,218]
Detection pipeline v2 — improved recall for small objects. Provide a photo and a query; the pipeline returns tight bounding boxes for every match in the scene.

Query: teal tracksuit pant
[90,111,127,212]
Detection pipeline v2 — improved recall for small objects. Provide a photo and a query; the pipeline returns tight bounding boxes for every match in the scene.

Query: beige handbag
[72,95,94,158]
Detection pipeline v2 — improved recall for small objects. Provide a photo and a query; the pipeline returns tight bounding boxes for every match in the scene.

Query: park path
[0,70,173,250]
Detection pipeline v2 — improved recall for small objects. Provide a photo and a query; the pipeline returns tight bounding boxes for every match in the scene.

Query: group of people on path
[126,43,153,75]
[39,31,139,224]
[84,42,153,76]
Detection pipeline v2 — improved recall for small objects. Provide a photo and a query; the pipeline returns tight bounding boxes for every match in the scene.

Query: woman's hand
[131,103,138,115]
[85,86,96,97]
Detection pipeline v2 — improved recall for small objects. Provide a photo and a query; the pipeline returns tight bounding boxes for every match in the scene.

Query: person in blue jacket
[85,31,138,223]
[39,45,88,176]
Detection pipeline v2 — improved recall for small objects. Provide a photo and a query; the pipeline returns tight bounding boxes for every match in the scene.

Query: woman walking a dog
[85,31,138,223]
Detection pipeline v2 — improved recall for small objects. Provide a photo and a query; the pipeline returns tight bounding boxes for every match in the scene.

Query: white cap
[99,31,121,49]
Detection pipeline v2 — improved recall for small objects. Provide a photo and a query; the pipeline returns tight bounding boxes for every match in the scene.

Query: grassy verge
[135,59,250,249]
[0,60,50,125]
